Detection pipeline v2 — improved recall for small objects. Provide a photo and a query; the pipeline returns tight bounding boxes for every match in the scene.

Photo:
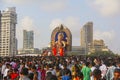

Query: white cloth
[91,66,96,80]
[99,64,107,78]
[46,68,56,75]
[106,66,116,80]
[1,64,6,74]
[3,68,9,77]
[10,61,16,68]
[59,64,64,69]
[19,76,30,80]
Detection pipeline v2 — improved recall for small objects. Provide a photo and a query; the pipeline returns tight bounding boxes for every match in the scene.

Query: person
[1,60,6,79]
[116,62,120,69]
[92,69,102,80]
[90,62,96,80]
[99,61,107,79]
[112,68,120,80]
[10,69,19,80]
[54,66,61,80]
[81,62,91,80]
[73,72,79,80]
[41,65,46,80]
[106,62,116,80]
[60,63,72,79]
[19,68,30,80]
[62,71,70,80]
[46,72,58,80]
[31,66,41,80]
[52,32,68,56]
[72,64,81,79]
[3,63,10,78]
[79,72,83,80]
[46,64,56,76]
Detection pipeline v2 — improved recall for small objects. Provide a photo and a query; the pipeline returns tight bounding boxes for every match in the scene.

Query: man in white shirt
[3,63,10,78]
[1,61,6,78]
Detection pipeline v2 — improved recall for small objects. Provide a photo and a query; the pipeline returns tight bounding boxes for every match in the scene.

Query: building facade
[0,11,1,40]
[23,30,34,49]
[81,22,93,54]
[0,7,17,56]
[89,39,110,53]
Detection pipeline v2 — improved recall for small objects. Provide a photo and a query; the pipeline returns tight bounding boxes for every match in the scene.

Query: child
[62,71,70,80]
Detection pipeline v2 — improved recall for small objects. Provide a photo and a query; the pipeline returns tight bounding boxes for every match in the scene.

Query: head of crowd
[0,55,120,80]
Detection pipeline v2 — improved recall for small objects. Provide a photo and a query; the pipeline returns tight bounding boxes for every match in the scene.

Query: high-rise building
[0,7,17,56]
[15,38,18,54]
[23,30,34,49]
[18,30,40,55]
[81,22,93,54]
[0,10,1,38]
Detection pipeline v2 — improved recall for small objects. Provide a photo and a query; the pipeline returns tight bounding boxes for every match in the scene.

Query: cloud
[89,0,120,17]
[40,0,68,12]
[50,17,81,37]
[20,16,36,31]
[2,0,28,4]
[64,17,81,34]
[94,30,115,40]
[2,0,39,5]
[2,0,68,12]
[16,16,40,48]
[50,19,63,30]
[93,30,120,54]
[94,30,115,49]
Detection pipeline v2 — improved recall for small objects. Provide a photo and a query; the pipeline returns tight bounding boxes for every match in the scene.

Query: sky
[0,0,120,54]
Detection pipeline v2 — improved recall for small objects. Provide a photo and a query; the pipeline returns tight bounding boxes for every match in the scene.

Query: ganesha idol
[52,32,68,56]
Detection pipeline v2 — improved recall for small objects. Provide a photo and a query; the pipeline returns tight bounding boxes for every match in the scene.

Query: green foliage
[66,52,84,56]
[66,51,119,57]
[88,51,117,57]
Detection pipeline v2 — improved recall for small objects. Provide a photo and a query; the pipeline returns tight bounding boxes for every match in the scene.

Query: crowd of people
[0,56,120,80]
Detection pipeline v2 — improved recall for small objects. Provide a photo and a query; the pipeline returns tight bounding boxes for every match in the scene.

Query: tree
[88,51,116,57]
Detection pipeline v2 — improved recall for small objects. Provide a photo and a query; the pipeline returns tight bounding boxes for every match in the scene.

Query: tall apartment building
[81,22,93,54]
[23,30,34,49]
[0,11,1,38]
[0,7,17,56]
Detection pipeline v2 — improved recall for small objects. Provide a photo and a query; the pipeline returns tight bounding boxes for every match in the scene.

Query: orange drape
[59,48,64,56]
[52,47,57,56]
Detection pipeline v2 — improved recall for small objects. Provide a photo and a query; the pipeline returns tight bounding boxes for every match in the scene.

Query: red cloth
[41,69,46,80]
[11,73,19,80]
